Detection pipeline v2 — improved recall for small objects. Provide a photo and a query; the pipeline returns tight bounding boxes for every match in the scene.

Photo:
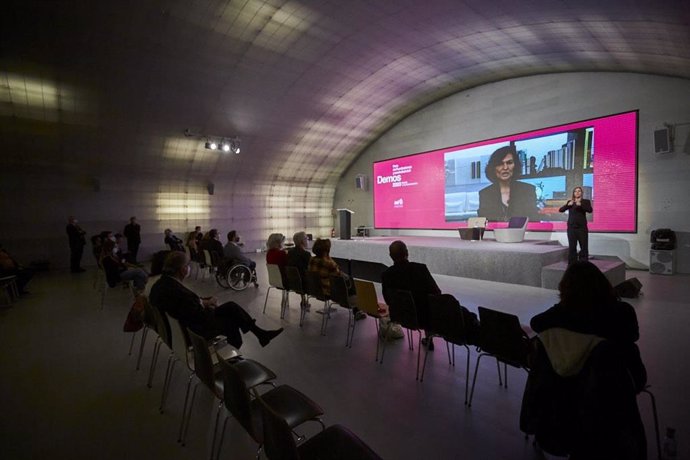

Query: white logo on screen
[377,174,402,184]
[393,198,404,208]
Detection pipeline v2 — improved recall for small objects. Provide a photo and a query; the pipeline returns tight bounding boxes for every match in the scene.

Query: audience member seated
[224,230,256,271]
[164,228,185,252]
[265,233,288,283]
[149,251,283,349]
[185,230,201,263]
[286,231,312,310]
[99,240,148,293]
[194,226,203,244]
[0,244,34,295]
[308,238,365,320]
[90,234,104,266]
[381,240,441,349]
[522,261,647,458]
[198,228,224,264]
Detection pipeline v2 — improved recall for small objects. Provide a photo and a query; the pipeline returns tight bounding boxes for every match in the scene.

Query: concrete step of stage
[541,256,626,290]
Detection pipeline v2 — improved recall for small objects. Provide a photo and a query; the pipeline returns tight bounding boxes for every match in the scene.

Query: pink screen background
[373,111,637,232]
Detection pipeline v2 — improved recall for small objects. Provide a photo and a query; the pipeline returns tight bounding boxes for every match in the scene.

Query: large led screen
[373,111,637,232]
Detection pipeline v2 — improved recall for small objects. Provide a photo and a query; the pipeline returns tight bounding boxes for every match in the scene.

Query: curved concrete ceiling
[2,0,690,191]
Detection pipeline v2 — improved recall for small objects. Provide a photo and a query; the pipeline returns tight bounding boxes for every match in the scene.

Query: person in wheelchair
[223,230,256,271]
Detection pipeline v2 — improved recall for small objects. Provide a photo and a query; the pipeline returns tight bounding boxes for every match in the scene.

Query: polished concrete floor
[1,255,688,459]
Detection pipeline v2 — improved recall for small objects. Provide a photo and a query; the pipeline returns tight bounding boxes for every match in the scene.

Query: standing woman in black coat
[560,186,592,265]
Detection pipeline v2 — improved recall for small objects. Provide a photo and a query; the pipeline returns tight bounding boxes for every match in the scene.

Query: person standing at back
[123,216,141,263]
[381,240,441,349]
[66,215,87,273]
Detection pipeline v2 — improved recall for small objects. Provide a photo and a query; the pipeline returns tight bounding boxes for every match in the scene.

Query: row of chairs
[263,265,387,353]
[128,294,381,459]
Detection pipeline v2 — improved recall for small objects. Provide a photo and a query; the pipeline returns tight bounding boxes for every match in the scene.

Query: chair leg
[159,355,177,413]
[147,338,162,388]
[320,300,331,336]
[345,309,355,347]
[180,378,199,446]
[496,358,503,386]
[415,331,422,380]
[128,330,137,356]
[469,353,487,407]
[374,320,381,362]
[215,415,230,460]
[209,400,224,460]
[135,326,149,369]
[420,335,432,382]
[463,344,471,405]
[642,388,662,460]
[380,324,393,365]
[262,286,272,314]
[299,297,308,327]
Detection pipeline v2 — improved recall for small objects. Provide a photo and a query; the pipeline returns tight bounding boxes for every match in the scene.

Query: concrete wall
[335,72,690,271]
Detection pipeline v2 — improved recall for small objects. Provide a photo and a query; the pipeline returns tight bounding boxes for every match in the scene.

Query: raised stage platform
[330,236,625,289]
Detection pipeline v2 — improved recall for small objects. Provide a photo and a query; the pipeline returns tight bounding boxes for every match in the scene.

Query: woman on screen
[477,145,539,222]
[560,186,593,265]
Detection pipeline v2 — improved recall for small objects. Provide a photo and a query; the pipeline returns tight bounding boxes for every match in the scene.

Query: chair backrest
[329,275,351,309]
[203,249,214,267]
[188,328,217,390]
[331,257,351,278]
[216,355,260,442]
[477,306,529,368]
[149,301,171,348]
[508,216,528,229]
[387,289,420,330]
[427,294,467,345]
[166,313,193,369]
[467,216,488,228]
[267,264,285,290]
[354,279,380,317]
[260,401,301,460]
[285,266,303,294]
[349,260,388,283]
[305,271,328,301]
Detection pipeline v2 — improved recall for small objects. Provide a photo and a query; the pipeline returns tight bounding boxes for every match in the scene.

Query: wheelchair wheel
[228,264,252,291]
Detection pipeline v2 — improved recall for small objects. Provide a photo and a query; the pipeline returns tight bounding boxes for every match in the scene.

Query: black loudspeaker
[654,127,672,154]
[355,174,368,190]
[615,278,642,299]
[207,183,215,195]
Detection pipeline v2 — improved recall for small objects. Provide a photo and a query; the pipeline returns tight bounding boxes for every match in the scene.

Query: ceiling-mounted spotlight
[205,141,218,150]
[221,141,231,153]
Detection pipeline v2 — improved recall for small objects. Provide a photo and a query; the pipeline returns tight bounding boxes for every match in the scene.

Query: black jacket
[477,180,540,222]
[559,199,592,229]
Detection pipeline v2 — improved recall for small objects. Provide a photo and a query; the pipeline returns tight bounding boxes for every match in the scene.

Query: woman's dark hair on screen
[484,145,522,183]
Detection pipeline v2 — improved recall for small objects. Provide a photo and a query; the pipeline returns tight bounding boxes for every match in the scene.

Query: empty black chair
[260,400,383,460]
[380,289,423,380]
[468,306,531,407]
[421,294,473,405]
[215,356,325,459]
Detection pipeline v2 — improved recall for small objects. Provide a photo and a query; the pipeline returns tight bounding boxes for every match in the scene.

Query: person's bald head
[389,240,409,263]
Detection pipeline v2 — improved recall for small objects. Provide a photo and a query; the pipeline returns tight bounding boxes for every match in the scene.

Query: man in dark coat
[66,215,86,273]
[149,251,282,349]
[123,216,141,263]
